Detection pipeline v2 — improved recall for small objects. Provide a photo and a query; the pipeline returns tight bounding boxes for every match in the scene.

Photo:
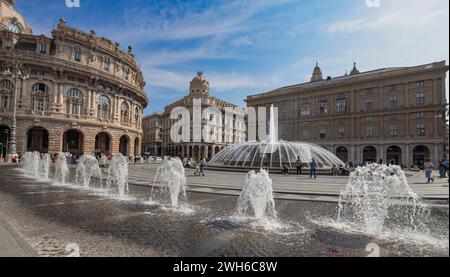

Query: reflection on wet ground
[0,166,448,257]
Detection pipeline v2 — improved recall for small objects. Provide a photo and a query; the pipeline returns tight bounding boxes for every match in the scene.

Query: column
[433,144,439,165]
[404,82,409,107]
[405,144,410,168]
[432,78,438,105]
[87,90,91,112]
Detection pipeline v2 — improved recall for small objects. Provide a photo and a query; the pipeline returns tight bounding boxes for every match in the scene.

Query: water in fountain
[150,158,187,208]
[22,151,42,178]
[237,169,277,220]
[336,163,429,236]
[106,154,129,197]
[209,104,343,169]
[76,155,103,189]
[54,152,69,185]
[99,155,107,167]
[39,153,50,180]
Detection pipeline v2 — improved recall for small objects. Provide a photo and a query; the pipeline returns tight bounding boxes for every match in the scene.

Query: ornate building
[141,113,162,157]
[0,0,148,159]
[144,72,246,160]
[246,61,449,168]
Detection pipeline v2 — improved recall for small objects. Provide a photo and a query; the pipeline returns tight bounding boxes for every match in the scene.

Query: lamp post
[2,60,30,162]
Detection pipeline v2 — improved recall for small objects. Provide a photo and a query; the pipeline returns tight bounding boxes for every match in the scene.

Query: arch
[335,146,349,163]
[26,126,49,153]
[412,145,430,168]
[134,137,140,156]
[215,146,220,155]
[95,132,112,155]
[67,88,84,115]
[0,125,11,160]
[62,129,84,155]
[31,83,50,111]
[386,145,402,165]
[98,95,111,120]
[120,101,130,124]
[363,146,377,163]
[119,135,130,157]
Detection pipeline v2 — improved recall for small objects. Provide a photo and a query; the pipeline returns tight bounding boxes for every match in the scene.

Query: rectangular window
[320,130,326,140]
[39,43,46,54]
[366,116,374,122]
[416,112,425,118]
[301,104,310,116]
[336,94,347,113]
[416,81,425,88]
[366,99,374,111]
[366,126,373,138]
[416,123,425,136]
[74,50,81,62]
[389,95,398,107]
[338,128,345,139]
[303,129,308,139]
[389,125,398,137]
[123,70,129,80]
[104,62,110,71]
[416,92,425,105]
[1,96,10,109]
[4,40,12,49]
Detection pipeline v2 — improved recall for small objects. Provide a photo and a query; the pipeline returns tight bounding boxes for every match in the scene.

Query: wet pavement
[0,166,448,257]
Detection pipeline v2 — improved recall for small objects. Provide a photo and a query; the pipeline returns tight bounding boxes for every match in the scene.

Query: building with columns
[144,72,246,160]
[246,61,449,168]
[0,0,148,159]
[141,113,162,157]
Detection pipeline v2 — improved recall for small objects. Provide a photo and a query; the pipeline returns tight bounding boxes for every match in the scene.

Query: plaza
[0,162,448,257]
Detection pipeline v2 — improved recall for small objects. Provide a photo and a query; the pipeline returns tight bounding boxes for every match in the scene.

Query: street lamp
[2,60,30,162]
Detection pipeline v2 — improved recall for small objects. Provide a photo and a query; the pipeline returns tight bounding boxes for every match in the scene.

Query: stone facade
[0,1,148,159]
[246,61,449,168]
[141,113,162,156]
[143,72,246,161]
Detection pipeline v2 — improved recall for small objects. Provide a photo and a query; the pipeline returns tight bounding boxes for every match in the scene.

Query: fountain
[39,153,50,180]
[151,158,187,207]
[76,155,103,189]
[337,163,429,235]
[209,104,344,170]
[99,155,108,167]
[22,151,43,178]
[54,152,69,185]
[106,154,129,197]
[237,169,277,220]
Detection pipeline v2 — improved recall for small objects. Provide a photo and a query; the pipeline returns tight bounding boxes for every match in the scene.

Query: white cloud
[327,0,448,33]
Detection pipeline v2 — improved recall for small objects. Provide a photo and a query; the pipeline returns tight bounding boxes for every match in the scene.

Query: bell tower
[189,72,210,98]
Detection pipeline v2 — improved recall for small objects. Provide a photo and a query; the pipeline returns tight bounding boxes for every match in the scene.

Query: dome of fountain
[208,140,344,170]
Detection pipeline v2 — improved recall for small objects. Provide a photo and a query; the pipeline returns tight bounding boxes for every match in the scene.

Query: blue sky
[15,0,449,115]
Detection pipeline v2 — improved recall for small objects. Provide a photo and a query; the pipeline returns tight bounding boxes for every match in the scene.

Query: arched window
[31,83,50,111]
[98,95,110,120]
[67,88,84,115]
[0,79,14,109]
[7,21,24,34]
[120,101,130,124]
[134,107,140,128]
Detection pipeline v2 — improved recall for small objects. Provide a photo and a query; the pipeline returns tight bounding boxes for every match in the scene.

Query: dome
[189,71,210,97]
[208,140,344,169]
[0,0,33,34]
[311,62,323,82]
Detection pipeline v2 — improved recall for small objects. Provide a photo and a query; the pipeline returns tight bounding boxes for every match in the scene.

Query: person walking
[309,158,317,179]
[199,158,206,177]
[445,158,449,177]
[438,160,445,178]
[281,164,289,175]
[423,159,434,183]
[194,158,200,176]
[296,157,303,175]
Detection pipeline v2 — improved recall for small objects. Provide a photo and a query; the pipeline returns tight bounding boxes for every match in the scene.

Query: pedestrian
[199,158,206,177]
[296,157,302,175]
[423,159,434,183]
[438,160,445,178]
[194,159,200,176]
[309,158,317,179]
[282,164,289,175]
[445,158,449,177]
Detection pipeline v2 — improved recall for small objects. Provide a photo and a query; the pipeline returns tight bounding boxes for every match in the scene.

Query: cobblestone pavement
[0,165,448,257]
